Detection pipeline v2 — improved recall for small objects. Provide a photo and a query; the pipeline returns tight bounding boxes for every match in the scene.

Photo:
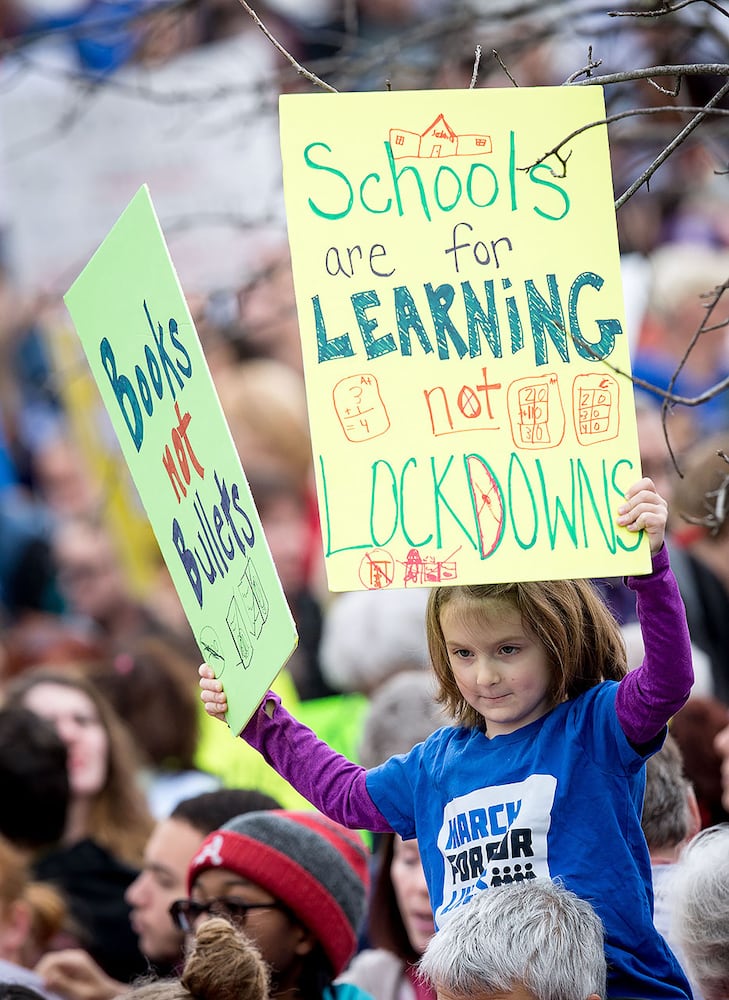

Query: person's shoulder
[0,958,65,1000]
[409,723,469,761]
[341,948,403,980]
[555,681,618,728]
[425,721,469,745]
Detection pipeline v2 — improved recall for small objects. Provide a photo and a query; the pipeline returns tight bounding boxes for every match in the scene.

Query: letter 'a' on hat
[187,810,370,977]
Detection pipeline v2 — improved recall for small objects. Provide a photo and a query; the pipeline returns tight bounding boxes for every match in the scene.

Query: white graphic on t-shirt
[436,773,556,925]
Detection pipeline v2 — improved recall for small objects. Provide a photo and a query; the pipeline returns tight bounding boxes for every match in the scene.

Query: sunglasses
[169,897,288,932]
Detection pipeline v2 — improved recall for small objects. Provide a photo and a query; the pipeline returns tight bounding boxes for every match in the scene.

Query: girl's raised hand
[616,477,668,553]
[199,662,228,721]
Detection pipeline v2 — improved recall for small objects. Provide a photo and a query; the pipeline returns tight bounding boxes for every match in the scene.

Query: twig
[604,365,729,410]
[470,45,482,89]
[564,46,602,84]
[665,278,729,407]
[609,0,729,19]
[237,0,337,93]
[492,49,519,87]
[615,77,729,209]
[647,76,681,97]
[570,63,729,87]
[523,103,729,179]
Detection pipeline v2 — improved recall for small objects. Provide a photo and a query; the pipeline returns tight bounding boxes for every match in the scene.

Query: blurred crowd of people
[1,3,729,1000]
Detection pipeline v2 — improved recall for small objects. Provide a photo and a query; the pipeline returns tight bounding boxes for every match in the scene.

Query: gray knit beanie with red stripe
[187,810,370,977]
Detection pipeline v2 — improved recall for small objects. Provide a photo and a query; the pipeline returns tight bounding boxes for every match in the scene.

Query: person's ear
[291,923,317,958]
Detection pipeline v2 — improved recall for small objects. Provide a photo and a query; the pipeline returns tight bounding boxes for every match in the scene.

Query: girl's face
[441,599,553,738]
[22,683,109,798]
[390,836,434,955]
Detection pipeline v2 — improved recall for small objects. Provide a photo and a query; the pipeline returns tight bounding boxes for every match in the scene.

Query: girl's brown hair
[3,667,154,866]
[426,578,628,729]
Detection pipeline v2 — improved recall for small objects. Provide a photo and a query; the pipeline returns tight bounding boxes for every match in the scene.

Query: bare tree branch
[469,45,482,89]
[666,276,729,402]
[236,0,337,93]
[609,0,729,20]
[492,49,520,87]
[564,47,603,84]
[523,102,729,181]
[569,63,729,87]
[615,77,729,208]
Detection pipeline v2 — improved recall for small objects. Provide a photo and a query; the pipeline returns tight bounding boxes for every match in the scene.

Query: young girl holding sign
[200,477,694,1000]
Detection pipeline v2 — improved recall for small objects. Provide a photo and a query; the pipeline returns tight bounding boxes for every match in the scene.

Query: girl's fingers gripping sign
[616,477,668,553]
[199,662,228,721]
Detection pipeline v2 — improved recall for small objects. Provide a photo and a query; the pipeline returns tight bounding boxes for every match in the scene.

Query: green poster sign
[64,185,298,735]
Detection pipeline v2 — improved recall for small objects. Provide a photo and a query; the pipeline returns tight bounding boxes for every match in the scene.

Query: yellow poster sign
[280,86,651,591]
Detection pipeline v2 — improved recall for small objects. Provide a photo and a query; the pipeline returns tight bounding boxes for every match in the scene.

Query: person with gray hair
[641,734,703,1000]
[356,670,447,771]
[418,879,606,1000]
[641,734,700,862]
[670,824,729,1000]
[318,587,430,695]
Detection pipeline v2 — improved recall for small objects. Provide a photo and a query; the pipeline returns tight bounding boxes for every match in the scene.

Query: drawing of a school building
[389,113,492,159]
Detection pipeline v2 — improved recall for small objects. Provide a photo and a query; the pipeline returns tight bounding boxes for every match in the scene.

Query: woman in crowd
[339,834,434,1000]
[3,667,154,982]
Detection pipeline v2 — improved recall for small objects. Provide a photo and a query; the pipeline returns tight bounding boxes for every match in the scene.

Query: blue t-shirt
[366,681,692,1000]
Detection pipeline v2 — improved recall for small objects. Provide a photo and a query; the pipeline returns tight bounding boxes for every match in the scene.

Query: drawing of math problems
[334,374,390,442]
[572,373,620,444]
[507,373,565,450]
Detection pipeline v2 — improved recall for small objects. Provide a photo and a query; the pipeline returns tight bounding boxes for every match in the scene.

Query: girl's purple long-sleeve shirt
[240,544,693,832]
